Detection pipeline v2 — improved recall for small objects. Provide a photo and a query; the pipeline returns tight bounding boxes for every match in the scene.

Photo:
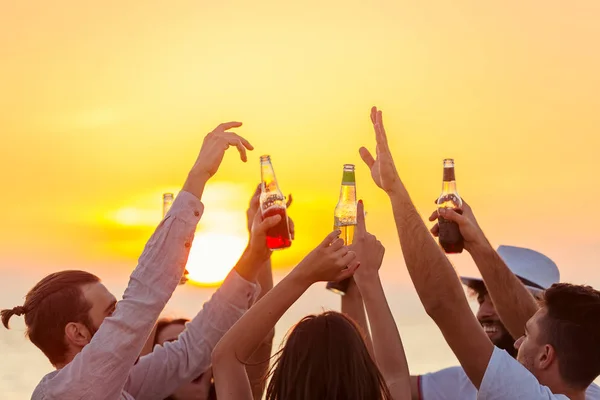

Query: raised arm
[244,186,295,400]
[351,199,411,399]
[211,229,359,400]
[341,279,374,356]
[428,202,539,339]
[360,107,492,389]
[38,122,254,399]
[125,213,280,399]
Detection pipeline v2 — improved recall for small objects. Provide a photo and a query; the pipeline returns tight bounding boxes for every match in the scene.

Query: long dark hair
[265,311,392,400]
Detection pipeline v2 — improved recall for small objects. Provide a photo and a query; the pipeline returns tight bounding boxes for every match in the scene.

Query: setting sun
[185,232,247,286]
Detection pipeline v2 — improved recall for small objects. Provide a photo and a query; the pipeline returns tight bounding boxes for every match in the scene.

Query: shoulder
[586,382,600,399]
[420,366,476,400]
[480,347,564,399]
[31,371,59,399]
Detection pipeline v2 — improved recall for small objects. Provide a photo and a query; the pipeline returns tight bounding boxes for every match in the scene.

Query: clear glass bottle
[326,164,357,295]
[260,155,291,250]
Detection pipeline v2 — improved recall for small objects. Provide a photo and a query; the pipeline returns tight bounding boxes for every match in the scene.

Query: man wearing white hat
[409,236,600,399]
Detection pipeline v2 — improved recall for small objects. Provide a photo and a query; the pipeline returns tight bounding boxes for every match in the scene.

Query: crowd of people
[2,107,600,399]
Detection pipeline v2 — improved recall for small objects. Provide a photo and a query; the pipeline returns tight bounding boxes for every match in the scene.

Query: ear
[65,322,93,347]
[538,344,557,370]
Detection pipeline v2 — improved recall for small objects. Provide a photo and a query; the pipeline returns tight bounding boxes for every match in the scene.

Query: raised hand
[351,200,385,286]
[292,231,360,285]
[192,122,254,179]
[247,184,294,239]
[359,107,402,195]
[429,199,487,252]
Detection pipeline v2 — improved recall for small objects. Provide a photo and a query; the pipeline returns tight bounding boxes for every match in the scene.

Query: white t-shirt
[420,347,600,400]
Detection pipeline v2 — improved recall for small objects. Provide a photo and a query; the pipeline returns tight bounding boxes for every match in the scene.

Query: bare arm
[429,203,540,340]
[360,107,493,389]
[352,200,411,399]
[341,279,374,356]
[242,186,295,399]
[212,230,359,400]
[245,259,275,400]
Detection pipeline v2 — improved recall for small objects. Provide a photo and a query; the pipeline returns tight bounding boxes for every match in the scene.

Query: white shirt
[31,191,259,400]
[420,347,600,400]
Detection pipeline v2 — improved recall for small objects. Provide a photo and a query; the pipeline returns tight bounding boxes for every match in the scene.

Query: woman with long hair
[212,200,411,399]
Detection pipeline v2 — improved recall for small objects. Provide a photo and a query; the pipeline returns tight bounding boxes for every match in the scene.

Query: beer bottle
[260,155,292,250]
[326,164,357,295]
[437,159,464,253]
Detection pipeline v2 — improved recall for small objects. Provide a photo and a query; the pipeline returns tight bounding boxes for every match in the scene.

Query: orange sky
[1,1,599,285]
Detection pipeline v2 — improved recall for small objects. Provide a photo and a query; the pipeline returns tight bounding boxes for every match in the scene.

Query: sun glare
[185,232,248,286]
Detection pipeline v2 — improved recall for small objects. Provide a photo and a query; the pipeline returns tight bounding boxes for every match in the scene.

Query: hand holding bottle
[359,107,403,195]
[247,184,294,239]
[291,231,360,285]
[429,199,487,252]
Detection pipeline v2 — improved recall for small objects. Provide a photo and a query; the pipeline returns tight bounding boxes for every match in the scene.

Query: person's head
[1,270,116,367]
[154,317,189,346]
[148,317,216,400]
[461,245,560,356]
[266,311,392,400]
[466,280,519,356]
[514,283,600,391]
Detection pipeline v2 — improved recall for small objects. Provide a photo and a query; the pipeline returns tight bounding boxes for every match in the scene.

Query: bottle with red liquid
[437,159,464,254]
[260,155,292,250]
[326,164,357,295]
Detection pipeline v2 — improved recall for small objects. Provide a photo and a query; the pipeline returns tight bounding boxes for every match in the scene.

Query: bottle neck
[441,180,458,195]
[338,169,356,203]
[261,161,280,193]
[441,167,458,194]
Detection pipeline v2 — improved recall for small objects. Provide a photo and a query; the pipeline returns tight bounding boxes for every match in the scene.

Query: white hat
[460,245,560,294]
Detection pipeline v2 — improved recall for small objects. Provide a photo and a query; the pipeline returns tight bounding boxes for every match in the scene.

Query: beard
[492,328,518,358]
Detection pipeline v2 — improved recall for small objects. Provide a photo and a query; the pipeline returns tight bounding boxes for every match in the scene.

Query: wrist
[468,238,494,258]
[182,170,210,200]
[355,272,381,289]
[234,248,264,283]
[384,179,406,195]
[288,263,316,289]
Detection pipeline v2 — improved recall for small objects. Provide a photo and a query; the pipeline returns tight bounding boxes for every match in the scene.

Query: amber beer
[163,193,189,284]
[259,155,292,250]
[326,164,357,295]
[437,159,464,253]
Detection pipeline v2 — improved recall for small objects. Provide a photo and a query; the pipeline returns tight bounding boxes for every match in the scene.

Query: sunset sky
[1,1,599,286]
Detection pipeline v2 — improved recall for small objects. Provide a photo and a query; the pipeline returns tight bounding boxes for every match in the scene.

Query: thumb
[359,147,375,169]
